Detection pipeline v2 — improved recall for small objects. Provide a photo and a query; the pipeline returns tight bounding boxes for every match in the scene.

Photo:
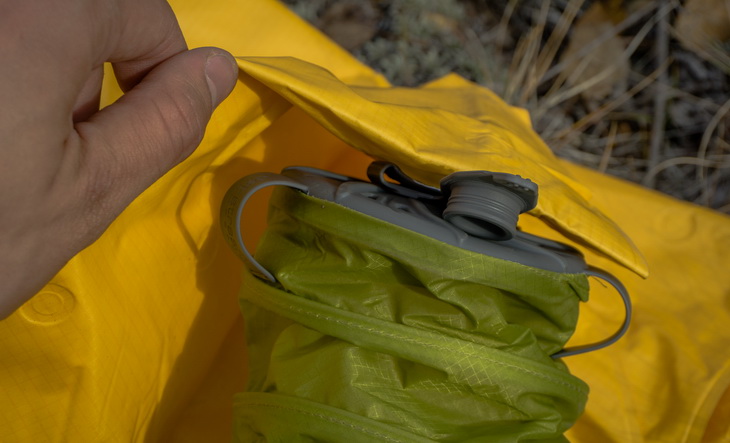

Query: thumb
[74,47,238,214]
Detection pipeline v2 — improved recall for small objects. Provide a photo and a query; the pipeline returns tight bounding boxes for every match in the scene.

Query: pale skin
[0,0,238,318]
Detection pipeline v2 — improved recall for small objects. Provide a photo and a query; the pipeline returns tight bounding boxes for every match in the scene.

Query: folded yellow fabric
[234,56,648,278]
[1,0,728,442]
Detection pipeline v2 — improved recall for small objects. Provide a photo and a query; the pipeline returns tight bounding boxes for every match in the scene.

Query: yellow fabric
[0,1,728,442]
[520,167,730,443]
[233,57,647,278]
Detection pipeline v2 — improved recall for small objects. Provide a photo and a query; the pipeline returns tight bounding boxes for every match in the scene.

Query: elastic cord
[552,267,632,359]
[220,172,309,283]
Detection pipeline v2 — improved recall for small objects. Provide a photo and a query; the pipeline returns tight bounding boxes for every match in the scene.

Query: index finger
[99,0,190,92]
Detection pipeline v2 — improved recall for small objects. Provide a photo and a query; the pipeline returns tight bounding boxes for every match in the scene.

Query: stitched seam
[237,401,415,442]
[247,280,588,396]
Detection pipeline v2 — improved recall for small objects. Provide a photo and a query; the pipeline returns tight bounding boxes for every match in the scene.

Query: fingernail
[205,51,238,107]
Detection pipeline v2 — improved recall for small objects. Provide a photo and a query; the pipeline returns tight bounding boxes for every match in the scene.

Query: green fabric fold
[235,187,589,442]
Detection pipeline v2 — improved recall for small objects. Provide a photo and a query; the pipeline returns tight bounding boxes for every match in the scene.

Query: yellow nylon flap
[234,56,648,277]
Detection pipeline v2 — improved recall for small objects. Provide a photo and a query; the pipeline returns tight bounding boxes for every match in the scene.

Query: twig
[697,98,730,173]
[535,7,660,122]
[552,59,671,150]
[520,0,584,104]
[505,2,548,105]
[533,0,584,83]
[599,121,618,173]
[706,167,730,208]
[495,0,520,52]
[644,156,730,185]
[645,0,672,189]
[697,98,730,203]
[539,1,657,86]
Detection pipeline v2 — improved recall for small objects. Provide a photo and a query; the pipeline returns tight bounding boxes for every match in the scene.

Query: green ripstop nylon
[235,187,590,442]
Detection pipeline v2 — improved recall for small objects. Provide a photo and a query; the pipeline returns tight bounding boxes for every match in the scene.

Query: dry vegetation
[283,0,730,213]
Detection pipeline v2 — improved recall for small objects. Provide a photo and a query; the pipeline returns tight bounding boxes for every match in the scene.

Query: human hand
[0,0,238,318]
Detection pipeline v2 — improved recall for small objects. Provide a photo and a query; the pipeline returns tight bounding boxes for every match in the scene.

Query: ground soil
[283,0,730,214]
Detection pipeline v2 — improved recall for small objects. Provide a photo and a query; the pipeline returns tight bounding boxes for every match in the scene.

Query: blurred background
[282,0,730,213]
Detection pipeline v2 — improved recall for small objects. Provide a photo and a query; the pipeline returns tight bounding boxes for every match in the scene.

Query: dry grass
[283,0,730,213]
